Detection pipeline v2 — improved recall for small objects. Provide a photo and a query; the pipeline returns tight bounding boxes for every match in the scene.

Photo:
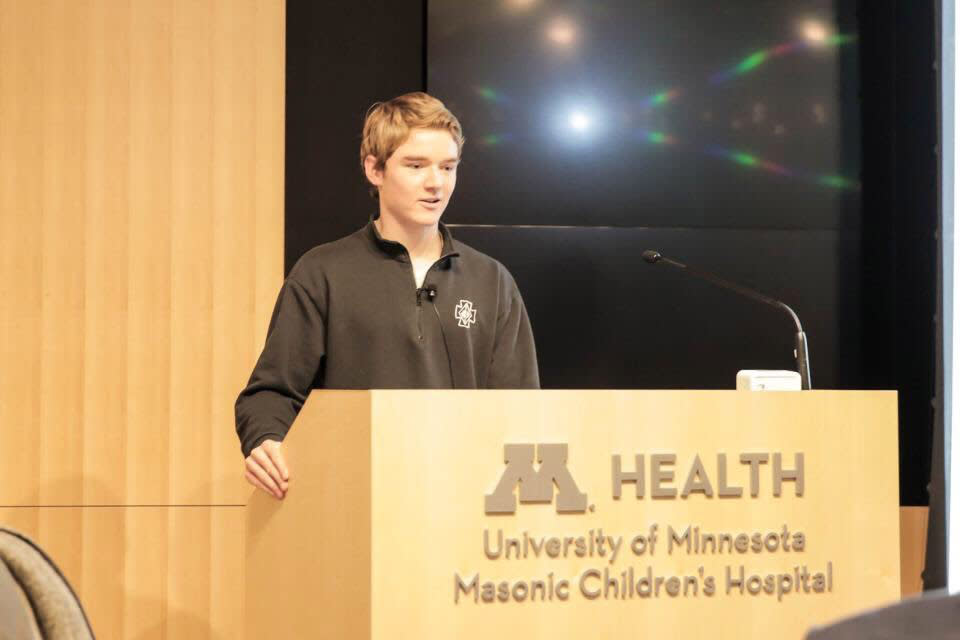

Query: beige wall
[0,0,284,636]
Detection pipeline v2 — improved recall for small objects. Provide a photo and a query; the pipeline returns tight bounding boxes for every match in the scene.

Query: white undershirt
[409,229,444,287]
[412,258,432,288]
[374,218,442,288]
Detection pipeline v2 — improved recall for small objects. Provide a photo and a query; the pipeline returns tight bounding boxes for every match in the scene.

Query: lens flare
[547,18,577,46]
[504,0,538,10]
[801,20,830,44]
[638,130,676,145]
[710,34,855,84]
[644,88,683,108]
[569,111,591,131]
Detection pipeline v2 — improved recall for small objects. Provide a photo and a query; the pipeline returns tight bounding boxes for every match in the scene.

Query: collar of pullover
[366,215,460,264]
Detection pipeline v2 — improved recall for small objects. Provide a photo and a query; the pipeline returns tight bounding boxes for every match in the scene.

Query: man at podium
[235,92,540,500]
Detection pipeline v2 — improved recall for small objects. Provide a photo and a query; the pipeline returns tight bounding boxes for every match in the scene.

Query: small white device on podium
[736,369,803,390]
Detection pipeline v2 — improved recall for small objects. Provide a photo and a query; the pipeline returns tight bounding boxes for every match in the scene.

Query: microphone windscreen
[642,250,661,264]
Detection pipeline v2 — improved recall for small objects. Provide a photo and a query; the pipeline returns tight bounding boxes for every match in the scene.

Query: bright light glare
[569,111,591,131]
[801,19,830,44]
[552,101,606,143]
[504,0,538,10]
[547,18,576,45]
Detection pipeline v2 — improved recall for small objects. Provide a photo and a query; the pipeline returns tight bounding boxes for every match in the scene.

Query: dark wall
[859,0,938,507]
[428,1,863,396]
[284,0,938,507]
[285,0,425,268]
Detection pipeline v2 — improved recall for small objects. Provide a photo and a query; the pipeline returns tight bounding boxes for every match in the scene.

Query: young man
[235,92,539,499]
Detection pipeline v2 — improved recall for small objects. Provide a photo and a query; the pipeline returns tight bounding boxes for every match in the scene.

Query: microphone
[418,283,455,388]
[415,284,438,304]
[643,249,812,390]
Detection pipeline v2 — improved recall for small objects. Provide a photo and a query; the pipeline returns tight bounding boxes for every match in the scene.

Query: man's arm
[486,266,540,389]
[235,277,326,497]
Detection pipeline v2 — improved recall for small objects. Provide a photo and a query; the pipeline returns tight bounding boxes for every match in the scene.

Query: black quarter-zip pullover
[235,220,540,456]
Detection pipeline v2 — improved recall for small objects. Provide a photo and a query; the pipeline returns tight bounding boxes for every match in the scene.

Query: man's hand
[244,439,289,499]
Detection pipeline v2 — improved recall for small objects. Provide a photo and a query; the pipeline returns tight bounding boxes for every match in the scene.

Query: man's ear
[363,155,383,187]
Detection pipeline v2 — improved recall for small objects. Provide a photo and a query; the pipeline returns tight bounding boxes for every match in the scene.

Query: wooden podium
[245,390,900,639]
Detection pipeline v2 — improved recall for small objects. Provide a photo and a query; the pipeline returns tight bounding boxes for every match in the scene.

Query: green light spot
[819,175,857,189]
[732,152,758,166]
[648,132,667,144]
[736,51,767,74]
[826,34,856,46]
[478,87,497,101]
[652,92,669,105]
[482,133,502,145]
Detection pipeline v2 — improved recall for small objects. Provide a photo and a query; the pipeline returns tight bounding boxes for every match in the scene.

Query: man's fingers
[251,447,286,490]
[264,442,289,481]
[244,469,269,493]
[245,470,283,500]
[245,456,283,498]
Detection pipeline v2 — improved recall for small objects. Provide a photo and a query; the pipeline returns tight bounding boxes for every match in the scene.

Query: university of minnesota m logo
[485,444,587,514]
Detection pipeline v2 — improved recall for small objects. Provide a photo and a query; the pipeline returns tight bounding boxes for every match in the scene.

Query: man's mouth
[420,198,442,205]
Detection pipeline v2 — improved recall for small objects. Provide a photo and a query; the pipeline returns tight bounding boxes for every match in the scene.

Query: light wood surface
[899,506,929,596]
[246,392,372,640]
[0,506,244,639]
[0,1,284,637]
[0,0,284,508]
[247,390,901,640]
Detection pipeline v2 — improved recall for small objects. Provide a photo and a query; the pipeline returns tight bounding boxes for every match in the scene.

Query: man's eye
[409,164,422,169]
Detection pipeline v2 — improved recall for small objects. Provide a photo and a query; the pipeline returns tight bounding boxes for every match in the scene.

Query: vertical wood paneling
[80,506,126,639]
[39,0,88,505]
[82,0,131,506]
[253,0,286,349]
[0,0,284,636]
[126,0,174,505]
[122,508,169,637]
[0,0,282,509]
[211,0,257,504]
[169,0,214,504]
[225,0,282,504]
[900,506,929,596]
[0,1,44,507]
[0,507,243,640]
[209,501,246,637]
[167,507,212,637]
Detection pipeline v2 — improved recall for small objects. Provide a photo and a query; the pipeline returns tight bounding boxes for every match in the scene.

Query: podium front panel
[248,390,899,639]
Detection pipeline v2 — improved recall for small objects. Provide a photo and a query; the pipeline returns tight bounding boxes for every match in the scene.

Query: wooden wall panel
[0,0,283,635]
[127,0,174,506]
[900,506,929,596]
[0,506,245,639]
[39,0,88,507]
[210,0,259,506]
[82,0,133,507]
[169,0,215,505]
[0,0,285,507]
[0,0,45,507]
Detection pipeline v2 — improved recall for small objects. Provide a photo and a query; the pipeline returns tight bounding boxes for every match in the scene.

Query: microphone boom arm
[646,251,812,390]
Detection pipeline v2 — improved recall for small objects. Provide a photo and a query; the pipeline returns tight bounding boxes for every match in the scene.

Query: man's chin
[380,204,448,229]
[407,207,446,226]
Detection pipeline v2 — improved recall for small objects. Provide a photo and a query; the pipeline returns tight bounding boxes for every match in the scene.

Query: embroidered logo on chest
[454,299,478,328]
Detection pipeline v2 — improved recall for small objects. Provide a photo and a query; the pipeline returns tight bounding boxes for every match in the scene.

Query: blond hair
[360,92,465,197]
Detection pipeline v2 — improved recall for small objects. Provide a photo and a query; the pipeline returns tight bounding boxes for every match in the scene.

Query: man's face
[366,128,459,228]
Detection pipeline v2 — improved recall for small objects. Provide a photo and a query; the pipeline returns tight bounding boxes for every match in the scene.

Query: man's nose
[424,166,443,189]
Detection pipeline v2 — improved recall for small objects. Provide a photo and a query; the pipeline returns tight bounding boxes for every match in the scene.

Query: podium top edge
[304,389,898,395]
